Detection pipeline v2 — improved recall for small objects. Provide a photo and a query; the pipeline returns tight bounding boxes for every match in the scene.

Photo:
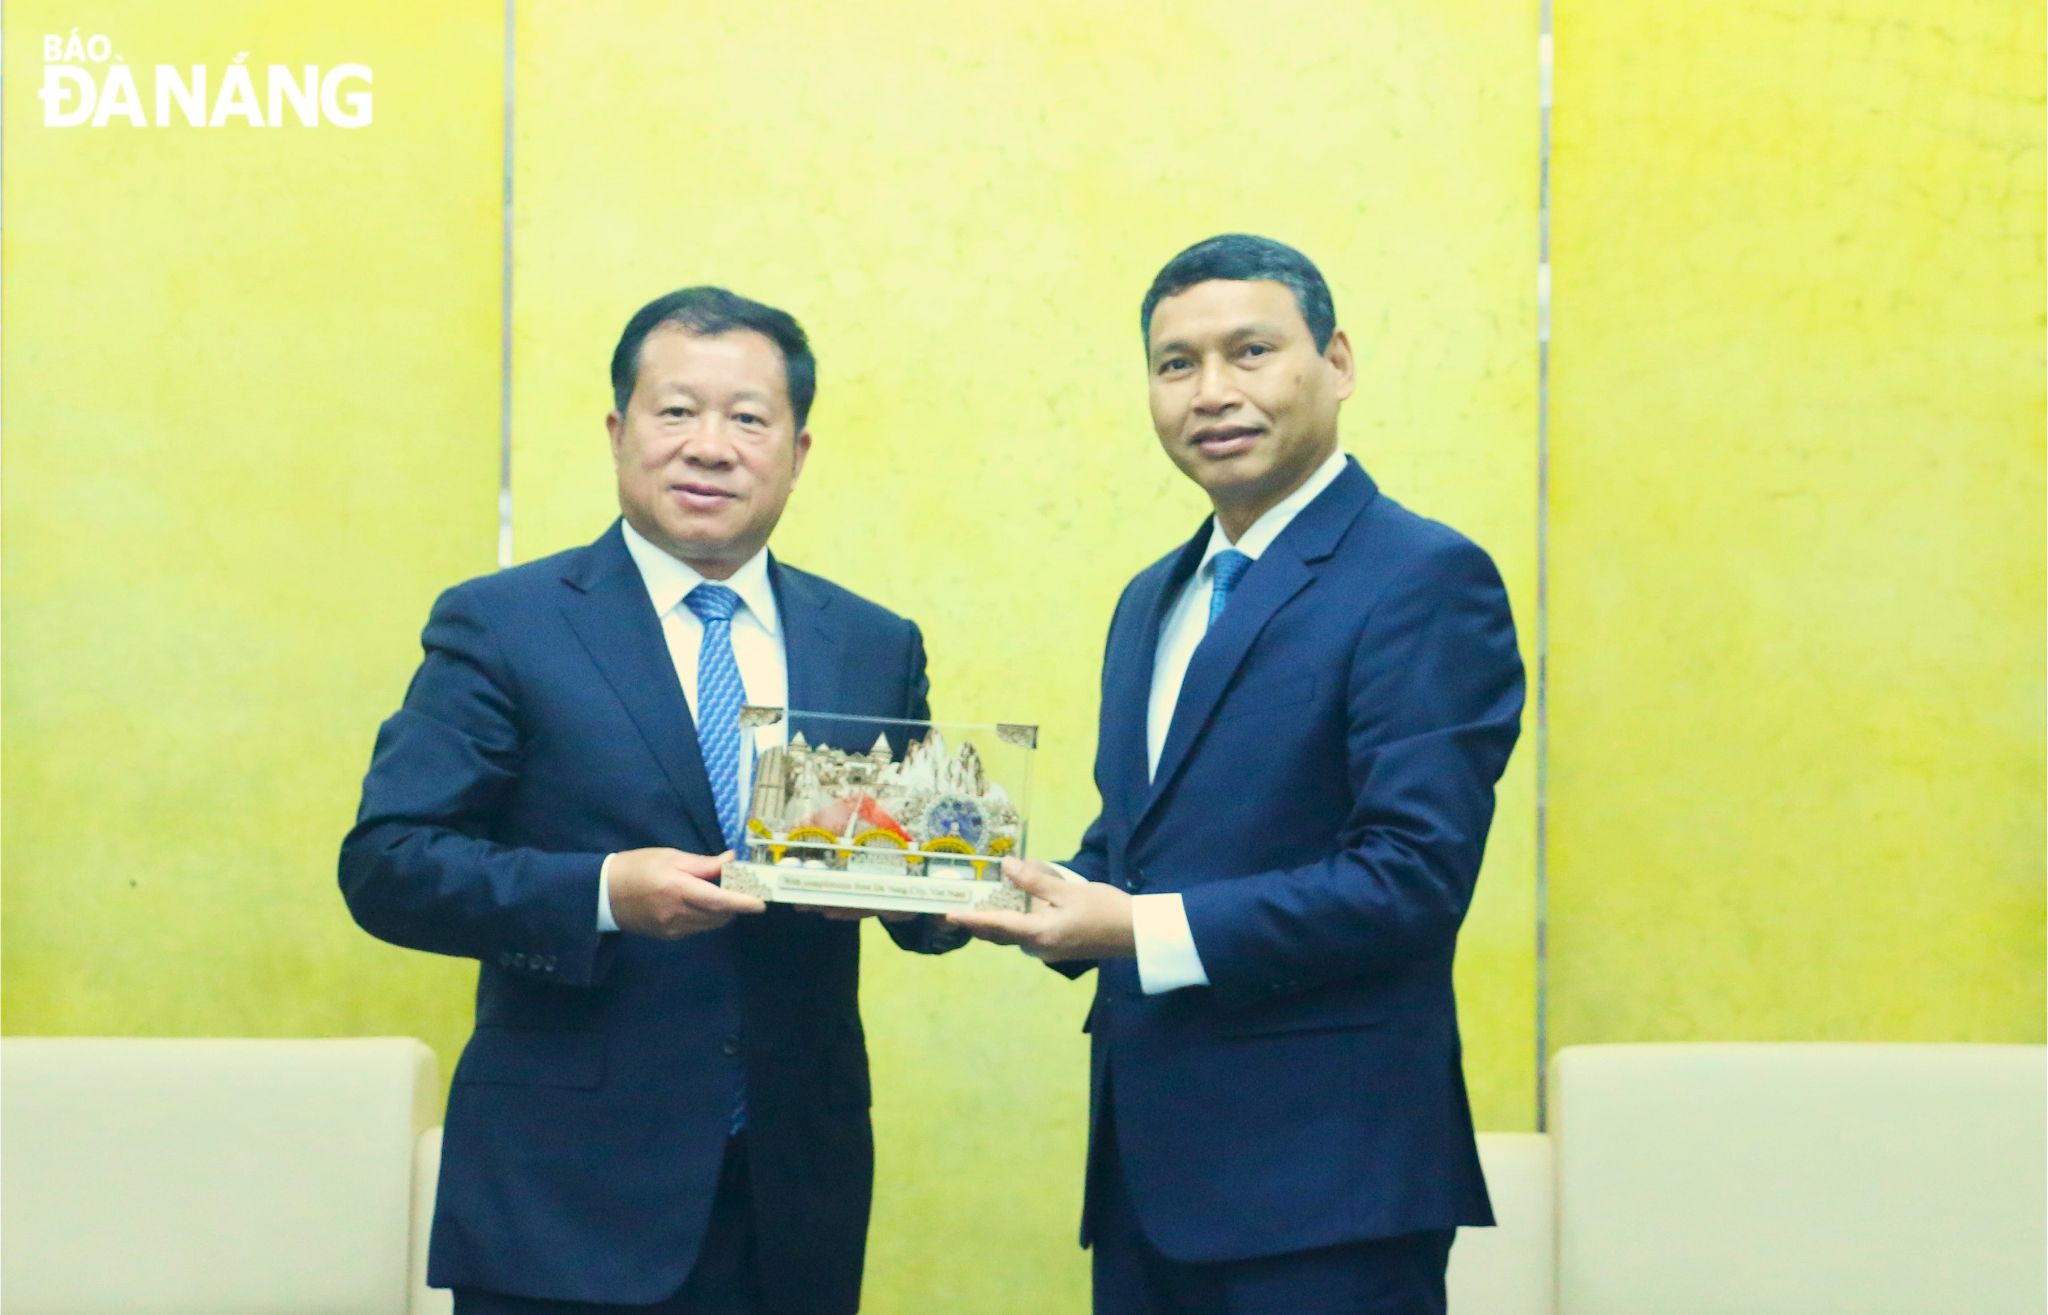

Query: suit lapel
[1133,460,1379,840]
[1104,529,1208,821]
[1137,551,1312,833]
[771,557,844,718]
[558,523,724,844]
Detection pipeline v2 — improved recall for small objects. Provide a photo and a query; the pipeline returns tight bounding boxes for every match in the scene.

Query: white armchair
[1551,1042,2047,1315]
[1,1037,447,1315]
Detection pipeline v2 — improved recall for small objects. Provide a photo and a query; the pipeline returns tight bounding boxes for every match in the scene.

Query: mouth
[1189,424,1263,457]
[667,482,737,512]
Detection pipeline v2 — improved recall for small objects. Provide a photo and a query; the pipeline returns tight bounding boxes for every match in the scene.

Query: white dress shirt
[598,520,788,931]
[1124,447,1350,993]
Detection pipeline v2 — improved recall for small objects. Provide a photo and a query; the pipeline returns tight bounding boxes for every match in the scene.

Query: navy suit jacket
[1067,459,1524,1263]
[340,522,950,1313]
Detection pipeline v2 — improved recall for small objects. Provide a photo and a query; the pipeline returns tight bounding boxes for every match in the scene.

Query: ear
[605,409,625,462]
[1325,329,1357,403]
[791,428,813,483]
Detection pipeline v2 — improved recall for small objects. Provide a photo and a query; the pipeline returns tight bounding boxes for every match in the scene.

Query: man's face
[1146,279,1353,529]
[606,324,811,576]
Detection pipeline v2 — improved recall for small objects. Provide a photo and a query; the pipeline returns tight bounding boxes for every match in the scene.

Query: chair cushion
[1553,1042,2046,1315]
[2,1037,436,1315]
[1449,1131,1555,1315]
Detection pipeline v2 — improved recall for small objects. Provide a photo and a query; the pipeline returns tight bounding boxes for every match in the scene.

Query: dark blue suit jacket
[1068,459,1523,1263]
[340,522,949,1313]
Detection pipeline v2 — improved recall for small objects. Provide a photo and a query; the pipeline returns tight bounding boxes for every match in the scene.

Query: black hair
[1139,234,1337,352]
[609,286,816,429]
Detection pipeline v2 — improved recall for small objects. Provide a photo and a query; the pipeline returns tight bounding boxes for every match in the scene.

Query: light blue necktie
[685,583,750,1134]
[1208,549,1253,629]
[684,584,748,852]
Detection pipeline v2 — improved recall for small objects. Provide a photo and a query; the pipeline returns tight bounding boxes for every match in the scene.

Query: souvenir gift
[721,709,1035,914]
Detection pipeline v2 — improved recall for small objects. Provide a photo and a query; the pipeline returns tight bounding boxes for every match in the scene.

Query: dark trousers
[453,1135,762,1315]
[1090,1109,1454,1315]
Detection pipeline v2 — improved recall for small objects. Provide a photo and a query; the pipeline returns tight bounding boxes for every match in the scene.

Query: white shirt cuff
[1132,892,1210,994]
[597,853,619,933]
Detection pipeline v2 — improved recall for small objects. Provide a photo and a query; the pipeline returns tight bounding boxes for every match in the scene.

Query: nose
[1191,359,1238,414]
[679,416,737,467]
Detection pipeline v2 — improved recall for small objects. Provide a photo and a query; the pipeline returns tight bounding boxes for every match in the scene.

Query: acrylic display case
[720,708,1035,914]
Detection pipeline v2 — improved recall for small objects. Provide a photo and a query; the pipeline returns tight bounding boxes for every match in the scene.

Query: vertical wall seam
[496,0,516,568]
[1535,0,1555,1133]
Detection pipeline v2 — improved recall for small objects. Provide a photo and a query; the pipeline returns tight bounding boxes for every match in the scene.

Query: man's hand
[607,848,764,939]
[947,857,1135,960]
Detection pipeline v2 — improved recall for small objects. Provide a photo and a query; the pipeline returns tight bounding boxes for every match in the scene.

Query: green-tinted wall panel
[2,2,504,1069]
[1548,1,2045,1049]
[511,3,1538,1309]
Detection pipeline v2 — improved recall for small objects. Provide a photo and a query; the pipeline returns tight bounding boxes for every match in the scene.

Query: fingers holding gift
[610,848,765,939]
[949,858,1135,960]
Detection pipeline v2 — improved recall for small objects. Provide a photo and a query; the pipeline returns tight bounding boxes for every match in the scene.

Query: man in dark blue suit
[341,287,958,1315]
[953,236,1524,1314]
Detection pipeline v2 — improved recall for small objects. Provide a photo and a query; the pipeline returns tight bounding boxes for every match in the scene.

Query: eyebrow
[1150,323,1291,359]
[654,383,778,406]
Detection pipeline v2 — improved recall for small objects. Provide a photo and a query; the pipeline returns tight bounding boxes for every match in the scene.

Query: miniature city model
[722,714,1034,914]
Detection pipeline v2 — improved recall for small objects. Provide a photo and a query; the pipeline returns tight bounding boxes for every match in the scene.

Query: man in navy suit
[953,236,1524,1314]
[341,287,957,1315]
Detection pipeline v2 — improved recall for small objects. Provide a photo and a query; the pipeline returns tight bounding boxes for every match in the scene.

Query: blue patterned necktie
[684,582,749,1133]
[684,584,748,851]
[1208,549,1253,629]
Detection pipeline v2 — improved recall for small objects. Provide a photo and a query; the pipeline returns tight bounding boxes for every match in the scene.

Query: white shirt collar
[1198,447,1350,576]
[618,519,781,636]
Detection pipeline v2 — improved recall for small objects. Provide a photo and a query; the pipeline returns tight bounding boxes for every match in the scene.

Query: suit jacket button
[510,952,527,969]
[721,1034,743,1058]
[497,952,512,968]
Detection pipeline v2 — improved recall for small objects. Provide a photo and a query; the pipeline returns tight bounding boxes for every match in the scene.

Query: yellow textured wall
[1,1,502,1065]
[509,2,1537,1307]
[1548,1,2045,1047]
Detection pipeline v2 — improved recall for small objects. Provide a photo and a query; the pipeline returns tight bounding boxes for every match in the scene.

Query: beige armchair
[1,1037,448,1315]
